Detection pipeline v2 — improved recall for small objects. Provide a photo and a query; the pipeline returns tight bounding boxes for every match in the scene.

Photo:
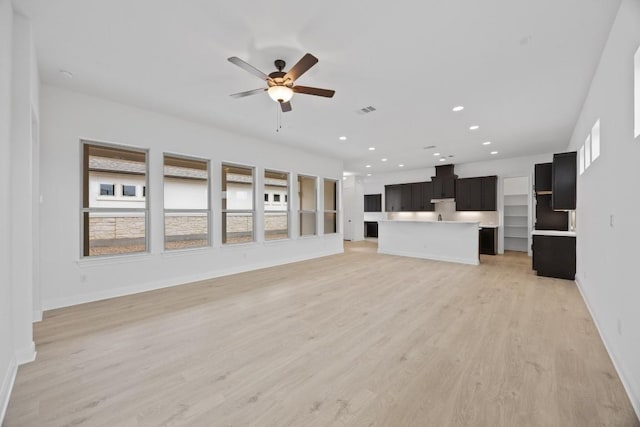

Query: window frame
[222,162,256,245]
[163,153,212,251]
[323,178,339,235]
[297,174,318,237]
[80,140,149,259]
[264,169,290,241]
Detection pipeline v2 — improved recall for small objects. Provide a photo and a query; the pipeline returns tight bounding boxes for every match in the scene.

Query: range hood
[430,164,457,202]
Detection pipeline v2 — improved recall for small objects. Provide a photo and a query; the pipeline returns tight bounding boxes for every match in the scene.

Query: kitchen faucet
[438,214,442,221]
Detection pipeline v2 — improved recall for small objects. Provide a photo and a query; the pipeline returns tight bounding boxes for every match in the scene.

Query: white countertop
[379,220,479,224]
[377,220,499,228]
[532,230,576,237]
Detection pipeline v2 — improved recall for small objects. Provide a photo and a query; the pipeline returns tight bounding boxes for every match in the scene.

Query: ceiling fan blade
[230,88,267,98]
[280,101,292,112]
[293,85,335,98]
[284,53,318,82]
[227,57,272,82]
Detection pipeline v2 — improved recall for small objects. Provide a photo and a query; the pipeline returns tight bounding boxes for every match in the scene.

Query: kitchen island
[377,220,481,265]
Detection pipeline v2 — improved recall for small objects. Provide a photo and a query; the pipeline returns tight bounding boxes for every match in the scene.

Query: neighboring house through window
[82,142,148,257]
[265,170,289,240]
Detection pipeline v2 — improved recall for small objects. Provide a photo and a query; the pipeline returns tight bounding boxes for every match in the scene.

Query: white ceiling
[18,0,621,175]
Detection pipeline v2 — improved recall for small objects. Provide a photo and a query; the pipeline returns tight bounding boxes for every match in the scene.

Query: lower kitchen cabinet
[532,234,576,280]
[479,227,497,255]
[364,221,378,238]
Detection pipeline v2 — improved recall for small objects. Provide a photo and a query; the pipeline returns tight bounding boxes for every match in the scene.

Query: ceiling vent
[357,106,377,114]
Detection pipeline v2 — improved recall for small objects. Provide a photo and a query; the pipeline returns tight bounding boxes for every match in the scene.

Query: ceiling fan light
[268,85,294,103]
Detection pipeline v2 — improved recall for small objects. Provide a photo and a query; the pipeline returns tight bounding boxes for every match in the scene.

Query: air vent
[358,106,377,114]
[423,145,437,150]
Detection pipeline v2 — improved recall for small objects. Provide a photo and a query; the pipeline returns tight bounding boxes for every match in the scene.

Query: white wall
[0,1,16,421]
[38,85,344,310]
[566,0,640,417]
[1,1,38,422]
[363,153,553,253]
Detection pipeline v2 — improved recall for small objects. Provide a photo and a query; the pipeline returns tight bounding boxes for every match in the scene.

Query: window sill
[76,252,152,267]
[162,246,213,257]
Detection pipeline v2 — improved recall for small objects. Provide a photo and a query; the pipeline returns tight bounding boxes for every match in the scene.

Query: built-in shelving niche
[503,178,530,253]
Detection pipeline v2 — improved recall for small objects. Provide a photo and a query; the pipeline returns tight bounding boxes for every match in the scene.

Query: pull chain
[275,103,283,132]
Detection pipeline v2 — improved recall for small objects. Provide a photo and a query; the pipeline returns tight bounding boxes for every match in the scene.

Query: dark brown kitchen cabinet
[364,194,382,212]
[532,235,576,280]
[535,163,553,193]
[364,221,378,238]
[535,194,568,230]
[411,182,425,211]
[432,175,455,199]
[399,184,412,211]
[552,152,577,210]
[422,181,435,211]
[479,227,497,255]
[456,176,497,211]
[385,185,402,212]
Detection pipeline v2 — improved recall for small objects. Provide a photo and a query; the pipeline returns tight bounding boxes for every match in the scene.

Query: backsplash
[387,200,499,225]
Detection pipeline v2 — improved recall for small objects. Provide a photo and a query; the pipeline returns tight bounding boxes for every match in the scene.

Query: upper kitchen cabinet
[385,184,402,212]
[399,184,412,211]
[552,151,577,210]
[534,163,553,193]
[422,181,435,212]
[456,176,497,211]
[411,182,426,211]
[364,194,382,212]
[432,176,456,199]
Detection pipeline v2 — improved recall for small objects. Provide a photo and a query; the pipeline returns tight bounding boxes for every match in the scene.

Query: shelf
[504,205,528,216]
[505,236,529,252]
[504,194,528,206]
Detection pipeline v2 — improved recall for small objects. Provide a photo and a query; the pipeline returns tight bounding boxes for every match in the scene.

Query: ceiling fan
[227,53,335,112]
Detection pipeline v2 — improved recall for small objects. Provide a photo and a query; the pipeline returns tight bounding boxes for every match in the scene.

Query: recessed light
[433,152,441,156]
[452,106,464,112]
[491,151,498,155]
[469,125,479,130]
[367,173,372,177]
[398,164,405,168]
[339,136,347,141]
[59,69,74,78]
[439,158,446,162]
[365,164,371,168]
[368,147,375,151]
[483,141,492,145]
[381,158,388,162]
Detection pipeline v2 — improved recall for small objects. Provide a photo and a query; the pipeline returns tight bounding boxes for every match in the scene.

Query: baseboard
[15,342,36,365]
[0,356,17,425]
[43,248,343,311]
[575,277,640,421]
[377,248,479,266]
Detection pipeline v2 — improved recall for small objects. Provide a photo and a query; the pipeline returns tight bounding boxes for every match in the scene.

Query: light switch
[609,214,614,227]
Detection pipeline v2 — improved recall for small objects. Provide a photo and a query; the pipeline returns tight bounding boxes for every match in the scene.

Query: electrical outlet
[610,214,614,227]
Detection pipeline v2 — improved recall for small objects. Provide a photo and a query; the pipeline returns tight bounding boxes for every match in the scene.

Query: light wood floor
[5,242,638,426]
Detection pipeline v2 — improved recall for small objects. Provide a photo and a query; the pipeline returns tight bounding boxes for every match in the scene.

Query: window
[591,119,600,161]
[298,175,317,236]
[222,164,254,244]
[584,134,591,170]
[579,145,585,175]
[264,193,269,202]
[635,45,640,138]
[323,179,338,234]
[264,170,289,240]
[100,184,114,196]
[122,185,136,197]
[82,142,147,257]
[163,155,210,250]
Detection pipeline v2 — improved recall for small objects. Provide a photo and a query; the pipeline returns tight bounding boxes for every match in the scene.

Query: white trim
[15,342,36,365]
[42,248,344,311]
[0,356,17,425]
[575,277,640,421]
[377,248,480,266]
